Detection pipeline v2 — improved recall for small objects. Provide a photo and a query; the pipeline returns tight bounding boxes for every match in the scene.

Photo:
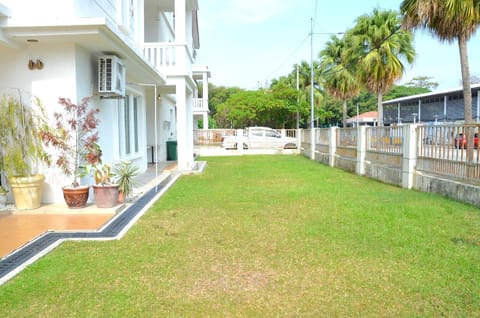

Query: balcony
[193,98,209,113]
[143,42,194,76]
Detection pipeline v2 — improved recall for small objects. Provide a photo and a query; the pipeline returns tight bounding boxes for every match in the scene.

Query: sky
[195,0,480,91]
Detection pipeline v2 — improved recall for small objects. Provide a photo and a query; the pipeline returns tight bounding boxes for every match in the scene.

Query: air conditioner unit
[98,55,126,97]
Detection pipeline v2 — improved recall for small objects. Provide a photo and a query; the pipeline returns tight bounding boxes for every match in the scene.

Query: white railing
[367,125,404,155]
[337,128,357,148]
[194,129,236,146]
[143,43,194,74]
[417,124,480,179]
[193,98,209,112]
[315,128,329,145]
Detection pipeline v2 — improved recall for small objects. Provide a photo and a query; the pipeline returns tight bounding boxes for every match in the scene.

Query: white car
[222,127,297,149]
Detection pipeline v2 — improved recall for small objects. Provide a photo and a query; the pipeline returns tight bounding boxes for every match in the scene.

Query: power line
[262,33,310,85]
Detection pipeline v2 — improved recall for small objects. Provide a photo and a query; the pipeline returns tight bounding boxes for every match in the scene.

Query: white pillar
[296,129,302,155]
[356,126,367,176]
[202,112,208,129]
[202,71,209,129]
[402,124,417,189]
[310,128,315,160]
[174,0,186,43]
[236,129,244,155]
[176,79,194,171]
[329,127,338,167]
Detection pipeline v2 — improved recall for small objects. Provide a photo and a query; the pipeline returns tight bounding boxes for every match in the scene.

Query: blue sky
[196,0,480,91]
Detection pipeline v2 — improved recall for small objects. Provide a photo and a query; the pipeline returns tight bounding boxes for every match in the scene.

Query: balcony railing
[193,98,209,112]
[143,42,194,75]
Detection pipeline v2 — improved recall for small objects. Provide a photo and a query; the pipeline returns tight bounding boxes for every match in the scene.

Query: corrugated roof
[383,83,480,105]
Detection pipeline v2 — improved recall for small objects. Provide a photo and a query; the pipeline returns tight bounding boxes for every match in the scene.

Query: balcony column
[202,71,209,129]
[202,71,209,99]
[174,0,186,43]
[175,78,194,171]
[203,112,208,129]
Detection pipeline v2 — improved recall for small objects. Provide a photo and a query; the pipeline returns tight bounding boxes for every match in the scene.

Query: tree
[384,85,430,100]
[405,75,439,90]
[319,35,360,128]
[469,75,480,84]
[400,0,480,124]
[348,8,415,126]
[270,61,323,128]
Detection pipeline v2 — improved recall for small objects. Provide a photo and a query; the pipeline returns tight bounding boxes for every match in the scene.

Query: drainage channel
[0,173,180,286]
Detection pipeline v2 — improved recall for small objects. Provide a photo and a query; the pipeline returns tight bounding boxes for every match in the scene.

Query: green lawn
[1,155,479,317]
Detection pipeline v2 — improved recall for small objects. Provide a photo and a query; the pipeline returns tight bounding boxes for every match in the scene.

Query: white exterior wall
[146,93,177,162]
[144,10,174,42]
[0,0,204,204]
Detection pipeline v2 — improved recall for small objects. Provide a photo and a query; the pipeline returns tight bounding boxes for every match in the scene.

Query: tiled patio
[0,162,177,258]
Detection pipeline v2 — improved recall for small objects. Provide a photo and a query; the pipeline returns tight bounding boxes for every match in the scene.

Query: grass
[1,155,480,317]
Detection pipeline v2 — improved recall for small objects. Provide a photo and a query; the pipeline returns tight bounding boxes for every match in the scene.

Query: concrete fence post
[237,129,244,155]
[402,124,417,189]
[329,127,338,167]
[296,129,302,155]
[310,129,316,160]
[356,126,367,176]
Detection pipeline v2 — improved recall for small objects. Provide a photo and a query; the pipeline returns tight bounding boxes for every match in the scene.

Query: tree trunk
[343,99,348,128]
[377,92,383,126]
[458,34,473,124]
[458,34,474,170]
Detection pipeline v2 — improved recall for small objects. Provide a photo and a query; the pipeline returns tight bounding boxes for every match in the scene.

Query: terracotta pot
[93,184,119,208]
[9,174,45,210]
[63,185,90,208]
[117,191,126,204]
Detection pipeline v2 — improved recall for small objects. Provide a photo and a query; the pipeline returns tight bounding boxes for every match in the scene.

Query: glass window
[133,97,139,152]
[124,95,131,154]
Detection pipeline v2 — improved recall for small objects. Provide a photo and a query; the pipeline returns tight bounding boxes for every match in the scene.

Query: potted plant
[89,162,119,208]
[40,97,101,208]
[113,160,140,203]
[0,93,49,210]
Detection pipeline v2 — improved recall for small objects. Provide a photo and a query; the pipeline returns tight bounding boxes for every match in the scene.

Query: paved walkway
[0,213,113,257]
[0,162,178,258]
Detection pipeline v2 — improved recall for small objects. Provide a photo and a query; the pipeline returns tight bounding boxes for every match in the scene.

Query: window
[121,94,140,157]
[124,96,131,154]
[133,97,139,152]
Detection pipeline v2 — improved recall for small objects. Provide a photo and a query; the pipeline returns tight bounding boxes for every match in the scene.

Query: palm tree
[400,0,480,124]
[319,35,360,128]
[271,61,324,127]
[349,9,415,126]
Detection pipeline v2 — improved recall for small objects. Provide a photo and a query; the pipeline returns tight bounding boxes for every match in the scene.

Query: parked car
[222,127,297,149]
[454,133,479,149]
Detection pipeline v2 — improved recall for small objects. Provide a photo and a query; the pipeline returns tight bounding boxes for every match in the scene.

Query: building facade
[0,0,209,204]
[383,84,480,125]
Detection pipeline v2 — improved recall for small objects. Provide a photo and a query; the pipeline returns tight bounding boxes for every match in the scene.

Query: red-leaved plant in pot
[40,97,101,208]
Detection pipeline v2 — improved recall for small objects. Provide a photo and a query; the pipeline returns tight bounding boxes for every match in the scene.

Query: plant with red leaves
[40,97,101,187]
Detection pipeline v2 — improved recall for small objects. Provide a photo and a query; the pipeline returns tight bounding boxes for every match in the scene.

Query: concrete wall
[414,172,480,207]
[304,126,480,207]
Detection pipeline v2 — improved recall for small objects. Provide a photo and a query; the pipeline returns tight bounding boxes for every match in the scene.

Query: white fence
[195,124,480,207]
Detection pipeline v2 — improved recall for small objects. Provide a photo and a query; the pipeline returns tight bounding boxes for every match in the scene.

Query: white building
[0,0,210,204]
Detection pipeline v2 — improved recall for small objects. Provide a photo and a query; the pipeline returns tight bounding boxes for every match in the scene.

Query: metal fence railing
[315,128,329,146]
[193,129,236,146]
[416,124,480,180]
[367,125,404,155]
[337,128,357,148]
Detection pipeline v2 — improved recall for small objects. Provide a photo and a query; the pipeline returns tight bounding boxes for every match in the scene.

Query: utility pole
[296,63,300,130]
[310,17,315,160]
